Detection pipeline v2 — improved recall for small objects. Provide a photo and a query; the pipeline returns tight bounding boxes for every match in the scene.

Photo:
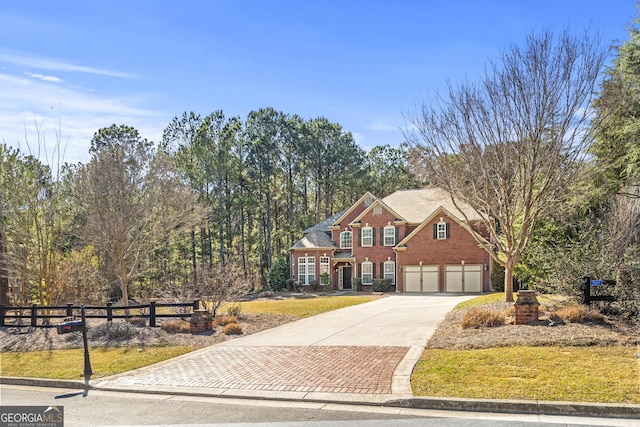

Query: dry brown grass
[214,315,239,327]
[551,304,605,324]
[160,319,191,334]
[461,307,506,328]
[222,323,243,335]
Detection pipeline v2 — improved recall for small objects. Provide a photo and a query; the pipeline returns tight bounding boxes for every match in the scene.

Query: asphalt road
[1,385,638,427]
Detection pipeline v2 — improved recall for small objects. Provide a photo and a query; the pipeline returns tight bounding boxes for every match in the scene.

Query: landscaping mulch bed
[426,302,640,349]
[0,312,296,352]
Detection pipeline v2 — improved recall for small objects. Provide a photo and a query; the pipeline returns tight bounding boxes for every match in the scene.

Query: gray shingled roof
[382,188,483,223]
[290,230,336,249]
[303,209,348,234]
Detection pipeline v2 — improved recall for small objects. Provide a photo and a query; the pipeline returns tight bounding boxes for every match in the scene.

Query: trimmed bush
[309,280,320,291]
[353,278,362,291]
[222,323,243,335]
[372,278,394,292]
[461,307,506,329]
[161,319,190,334]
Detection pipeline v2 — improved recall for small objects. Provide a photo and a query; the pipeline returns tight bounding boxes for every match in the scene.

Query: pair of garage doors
[404,264,483,293]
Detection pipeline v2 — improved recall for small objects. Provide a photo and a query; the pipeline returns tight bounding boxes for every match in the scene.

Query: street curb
[386,397,640,419]
[3,376,639,419]
[1,376,91,390]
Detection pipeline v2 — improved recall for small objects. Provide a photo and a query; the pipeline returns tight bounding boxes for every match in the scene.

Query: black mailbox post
[56,306,92,378]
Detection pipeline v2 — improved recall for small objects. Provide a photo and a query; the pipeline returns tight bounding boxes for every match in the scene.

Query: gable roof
[330,191,378,227]
[382,187,482,223]
[350,198,405,225]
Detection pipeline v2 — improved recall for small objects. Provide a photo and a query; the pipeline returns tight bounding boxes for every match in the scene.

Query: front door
[341,267,352,290]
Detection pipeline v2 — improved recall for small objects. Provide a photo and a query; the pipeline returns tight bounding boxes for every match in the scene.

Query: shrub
[127,317,146,327]
[309,280,320,292]
[372,278,394,292]
[214,315,238,326]
[267,257,289,291]
[161,319,190,334]
[491,262,505,292]
[222,323,243,335]
[285,279,295,291]
[292,281,303,292]
[353,278,362,291]
[90,322,135,339]
[551,304,604,324]
[225,303,243,318]
[320,272,330,285]
[461,307,506,329]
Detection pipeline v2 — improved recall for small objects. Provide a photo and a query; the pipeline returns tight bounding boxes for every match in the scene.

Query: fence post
[582,276,591,305]
[0,305,4,327]
[31,304,38,327]
[106,302,113,322]
[149,301,156,327]
[193,300,200,311]
[66,303,73,317]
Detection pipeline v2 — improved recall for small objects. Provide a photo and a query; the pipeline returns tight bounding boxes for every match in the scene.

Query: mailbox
[56,319,83,334]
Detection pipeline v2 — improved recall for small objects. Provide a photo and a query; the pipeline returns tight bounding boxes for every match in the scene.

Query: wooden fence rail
[0,300,200,328]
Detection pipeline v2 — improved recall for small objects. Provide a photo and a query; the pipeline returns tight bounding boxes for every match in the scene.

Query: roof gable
[330,191,379,227]
[382,187,482,224]
[349,198,405,225]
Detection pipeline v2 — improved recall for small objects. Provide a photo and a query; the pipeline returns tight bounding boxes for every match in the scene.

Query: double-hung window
[383,226,395,246]
[361,261,373,285]
[319,256,330,276]
[361,227,373,247]
[384,261,396,285]
[436,222,449,240]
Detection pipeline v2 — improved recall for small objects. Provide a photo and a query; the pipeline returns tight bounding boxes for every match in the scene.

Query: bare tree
[76,125,205,310]
[407,30,608,302]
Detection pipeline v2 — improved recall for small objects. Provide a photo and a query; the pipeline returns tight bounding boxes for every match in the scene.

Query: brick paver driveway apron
[94,295,472,397]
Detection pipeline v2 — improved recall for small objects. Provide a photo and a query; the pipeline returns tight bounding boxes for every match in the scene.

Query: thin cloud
[0,49,137,79]
[25,72,63,83]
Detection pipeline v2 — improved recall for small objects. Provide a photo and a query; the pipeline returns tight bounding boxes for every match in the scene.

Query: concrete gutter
[3,376,639,420]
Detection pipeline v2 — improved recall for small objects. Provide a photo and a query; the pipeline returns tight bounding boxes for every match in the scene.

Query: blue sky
[0,1,636,164]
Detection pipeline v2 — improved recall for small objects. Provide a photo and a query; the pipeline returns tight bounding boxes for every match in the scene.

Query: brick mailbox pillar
[514,290,540,325]
[190,309,213,334]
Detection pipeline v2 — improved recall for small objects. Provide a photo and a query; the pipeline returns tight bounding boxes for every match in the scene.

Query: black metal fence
[0,300,200,328]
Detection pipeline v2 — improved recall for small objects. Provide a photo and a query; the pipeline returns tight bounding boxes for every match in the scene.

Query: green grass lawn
[1,346,195,379]
[232,294,384,318]
[412,345,640,404]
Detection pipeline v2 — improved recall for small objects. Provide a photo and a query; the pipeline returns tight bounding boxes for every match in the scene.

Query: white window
[361,227,373,247]
[384,226,395,246]
[362,261,373,285]
[298,257,316,284]
[319,257,330,276]
[340,231,352,249]
[384,261,396,285]
[437,222,448,240]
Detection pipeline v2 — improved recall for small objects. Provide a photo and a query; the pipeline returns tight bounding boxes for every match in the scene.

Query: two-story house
[289,187,492,293]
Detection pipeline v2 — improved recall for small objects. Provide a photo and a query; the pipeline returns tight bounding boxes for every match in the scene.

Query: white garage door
[445,264,483,292]
[404,265,438,292]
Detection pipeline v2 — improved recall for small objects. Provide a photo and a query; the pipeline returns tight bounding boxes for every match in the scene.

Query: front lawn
[233,294,384,318]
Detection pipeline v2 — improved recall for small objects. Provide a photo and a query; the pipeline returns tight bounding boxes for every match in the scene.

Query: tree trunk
[504,259,515,303]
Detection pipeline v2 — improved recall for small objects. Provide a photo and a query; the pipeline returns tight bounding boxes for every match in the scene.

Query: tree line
[0,109,417,307]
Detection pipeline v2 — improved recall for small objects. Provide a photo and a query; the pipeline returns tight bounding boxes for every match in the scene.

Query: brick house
[289,188,492,293]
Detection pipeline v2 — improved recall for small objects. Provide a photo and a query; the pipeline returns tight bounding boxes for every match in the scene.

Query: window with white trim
[384,226,395,246]
[437,222,447,240]
[319,257,330,276]
[340,231,352,249]
[298,257,316,284]
[361,227,373,247]
[384,261,396,285]
[362,261,373,285]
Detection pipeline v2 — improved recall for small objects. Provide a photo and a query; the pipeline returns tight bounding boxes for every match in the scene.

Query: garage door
[404,265,438,292]
[445,264,483,292]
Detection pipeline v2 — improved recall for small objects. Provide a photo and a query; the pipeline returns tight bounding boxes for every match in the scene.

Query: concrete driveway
[93,294,473,403]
